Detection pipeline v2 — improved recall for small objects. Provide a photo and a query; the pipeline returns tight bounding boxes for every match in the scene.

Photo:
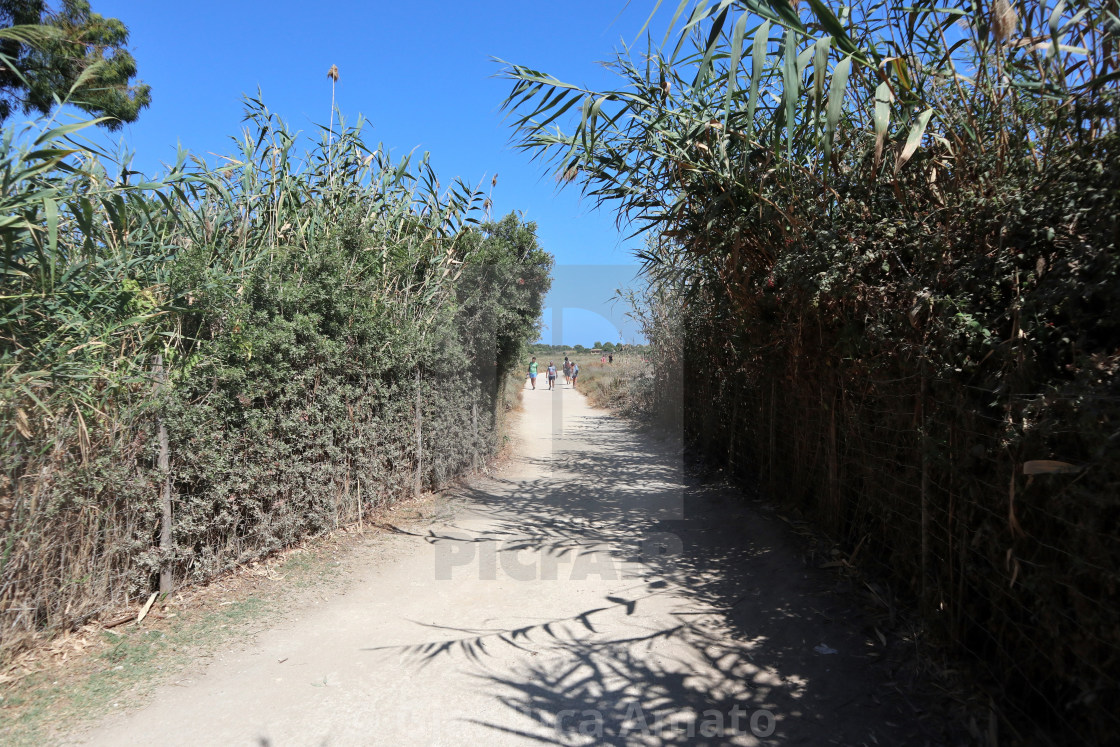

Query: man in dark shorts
[546,361,557,390]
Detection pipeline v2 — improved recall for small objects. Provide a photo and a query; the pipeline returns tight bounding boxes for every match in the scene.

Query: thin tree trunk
[154,355,173,595]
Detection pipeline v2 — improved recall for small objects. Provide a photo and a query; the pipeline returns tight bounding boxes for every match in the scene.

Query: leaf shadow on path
[365,412,963,746]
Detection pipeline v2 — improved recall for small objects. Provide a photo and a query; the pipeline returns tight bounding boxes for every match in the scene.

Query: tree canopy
[0,0,150,128]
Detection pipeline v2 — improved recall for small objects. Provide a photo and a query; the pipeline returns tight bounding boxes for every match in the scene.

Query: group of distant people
[526,355,579,390]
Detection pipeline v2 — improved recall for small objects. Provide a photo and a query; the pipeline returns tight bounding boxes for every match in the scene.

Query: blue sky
[85,0,664,346]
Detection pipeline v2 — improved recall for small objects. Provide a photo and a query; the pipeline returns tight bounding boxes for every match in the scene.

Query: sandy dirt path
[77,379,950,746]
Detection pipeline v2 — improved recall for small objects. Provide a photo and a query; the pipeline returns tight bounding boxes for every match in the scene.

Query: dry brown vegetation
[502,1,1120,741]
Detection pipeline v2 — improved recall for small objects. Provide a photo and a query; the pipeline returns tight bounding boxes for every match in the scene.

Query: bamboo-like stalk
[0,93,501,659]
[327,64,339,190]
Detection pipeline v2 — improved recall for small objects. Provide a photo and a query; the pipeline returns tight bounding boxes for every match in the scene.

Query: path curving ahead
[80,378,951,746]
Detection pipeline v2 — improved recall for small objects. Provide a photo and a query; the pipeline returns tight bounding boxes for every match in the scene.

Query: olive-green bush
[0,100,551,657]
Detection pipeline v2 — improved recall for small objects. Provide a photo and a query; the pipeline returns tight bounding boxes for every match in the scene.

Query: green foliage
[527,343,570,355]
[501,0,1118,739]
[0,98,550,656]
[528,342,645,356]
[0,0,150,127]
[501,1,1117,286]
[457,213,553,387]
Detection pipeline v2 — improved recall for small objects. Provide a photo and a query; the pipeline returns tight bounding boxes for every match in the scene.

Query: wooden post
[154,355,173,595]
[415,368,423,498]
[340,465,348,530]
[471,401,478,470]
[828,393,839,528]
[728,396,739,475]
[769,379,776,494]
[919,356,930,611]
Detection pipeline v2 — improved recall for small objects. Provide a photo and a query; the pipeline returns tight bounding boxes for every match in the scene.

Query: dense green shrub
[0,102,550,656]
[672,136,1120,739]
[501,1,1117,740]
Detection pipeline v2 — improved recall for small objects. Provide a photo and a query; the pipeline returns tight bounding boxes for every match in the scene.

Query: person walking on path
[546,361,557,390]
[527,357,538,390]
[563,357,571,385]
[571,361,579,389]
[608,353,613,365]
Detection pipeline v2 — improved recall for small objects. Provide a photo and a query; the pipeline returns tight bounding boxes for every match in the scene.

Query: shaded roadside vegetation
[371,411,964,745]
[0,96,551,660]
[502,0,1118,742]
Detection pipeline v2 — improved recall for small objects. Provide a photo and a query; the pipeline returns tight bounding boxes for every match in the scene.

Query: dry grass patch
[0,490,454,745]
